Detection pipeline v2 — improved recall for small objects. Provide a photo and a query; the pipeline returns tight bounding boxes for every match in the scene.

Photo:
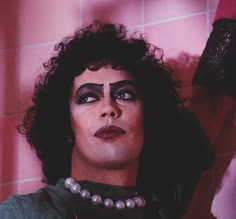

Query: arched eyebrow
[74,80,137,98]
[75,83,103,97]
[109,80,140,99]
[109,80,137,89]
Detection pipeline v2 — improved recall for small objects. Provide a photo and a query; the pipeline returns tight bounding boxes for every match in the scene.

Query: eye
[76,93,99,104]
[114,89,136,101]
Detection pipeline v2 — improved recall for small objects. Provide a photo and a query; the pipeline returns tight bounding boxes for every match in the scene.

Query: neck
[71,152,138,186]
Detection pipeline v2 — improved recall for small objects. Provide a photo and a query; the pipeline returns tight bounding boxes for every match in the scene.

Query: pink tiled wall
[1,0,235,218]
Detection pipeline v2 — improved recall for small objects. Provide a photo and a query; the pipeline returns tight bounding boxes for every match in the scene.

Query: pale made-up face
[69,67,144,170]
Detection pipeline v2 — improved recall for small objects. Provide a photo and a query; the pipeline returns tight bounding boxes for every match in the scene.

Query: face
[69,67,144,169]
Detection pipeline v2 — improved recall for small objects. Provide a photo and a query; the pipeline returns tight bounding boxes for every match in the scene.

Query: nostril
[101,112,116,118]
[101,112,107,118]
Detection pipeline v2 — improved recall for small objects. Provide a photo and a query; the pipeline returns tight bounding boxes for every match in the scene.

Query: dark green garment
[0,179,161,219]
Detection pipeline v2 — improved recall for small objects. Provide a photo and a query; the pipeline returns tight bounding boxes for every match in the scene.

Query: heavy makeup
[69,67,144,185]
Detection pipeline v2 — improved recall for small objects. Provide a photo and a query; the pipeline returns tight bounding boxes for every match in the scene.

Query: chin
[96,155,138,169]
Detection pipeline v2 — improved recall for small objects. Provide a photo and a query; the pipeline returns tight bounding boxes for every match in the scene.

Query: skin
[70,67,144,186]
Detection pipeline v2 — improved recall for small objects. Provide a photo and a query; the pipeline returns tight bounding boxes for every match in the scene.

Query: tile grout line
[143,11,207,27]
[0,177,42,186]
[0,12,210,52]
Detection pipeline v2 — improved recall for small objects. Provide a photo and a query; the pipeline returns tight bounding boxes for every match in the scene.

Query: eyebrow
[75,80,137,96]
[75,83,103,97]
[109,80,137,88]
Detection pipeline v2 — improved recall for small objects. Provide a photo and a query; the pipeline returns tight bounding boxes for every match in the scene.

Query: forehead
[73,68,134,87]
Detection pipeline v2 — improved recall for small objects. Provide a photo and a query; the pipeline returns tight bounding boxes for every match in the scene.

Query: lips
[94,126,126,139]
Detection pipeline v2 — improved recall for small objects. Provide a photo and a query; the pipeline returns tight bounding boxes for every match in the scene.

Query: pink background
[1,0,235,218]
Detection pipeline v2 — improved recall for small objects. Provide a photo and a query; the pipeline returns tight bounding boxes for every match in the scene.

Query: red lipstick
[94,126,126,139]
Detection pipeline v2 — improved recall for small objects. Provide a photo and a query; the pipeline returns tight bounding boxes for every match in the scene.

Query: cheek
[129,105,143,128]
[70,109,90,136]
[70,105,101,146]
[124,105,144,138]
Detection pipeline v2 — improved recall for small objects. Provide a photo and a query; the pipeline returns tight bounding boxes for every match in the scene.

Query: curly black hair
[18,20,215,215]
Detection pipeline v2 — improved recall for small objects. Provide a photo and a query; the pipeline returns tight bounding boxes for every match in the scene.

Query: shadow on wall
[168,53,236,219]
[82,0,143,25]
[86,1,120,23]
[168,53,215,219]
[167,52,200,104]
[0,0,20,202]
[82,0,208,26]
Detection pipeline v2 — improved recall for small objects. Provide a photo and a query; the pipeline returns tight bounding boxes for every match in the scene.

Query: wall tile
[0,49,20,114]
[2,1,235,219]
[209,0,219,10]
[82,0,142,27]
[144,0,206,23]
[167,53,200,86]
[0,115,19,182]
[144,15,207,59]
[0,183,18,203]
[0,0,19,49]
[20,0,80,45]
[20,44,54,111]
[18,137,42,180]
[18,179,45,194]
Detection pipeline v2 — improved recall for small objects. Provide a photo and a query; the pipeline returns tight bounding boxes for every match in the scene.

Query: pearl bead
[64,177,146,210]
[91,194,102,205]
[70,183,81,194]
[125,199,135,208]
[133,197,143,207]
[104,198,114,208]
[115,200,125,209]
[80,189,90,199]
[65,177,75,189]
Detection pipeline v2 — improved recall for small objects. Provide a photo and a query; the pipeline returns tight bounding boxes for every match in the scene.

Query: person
[192,0,236,103]
[0,10,219,219]
[3,0,232,217]
[190,0,236,218]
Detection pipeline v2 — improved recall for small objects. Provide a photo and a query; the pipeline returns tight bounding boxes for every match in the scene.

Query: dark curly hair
[18,20,215,215]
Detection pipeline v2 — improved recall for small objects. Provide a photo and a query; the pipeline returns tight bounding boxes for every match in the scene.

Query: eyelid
[112,88,137,100]
[75,92,99,104]
[75,84,103,99]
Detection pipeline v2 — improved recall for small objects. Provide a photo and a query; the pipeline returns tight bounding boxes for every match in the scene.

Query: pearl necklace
[65,177,146,209]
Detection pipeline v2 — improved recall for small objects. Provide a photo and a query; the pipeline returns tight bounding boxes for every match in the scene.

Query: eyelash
[113,89,136,101]
[76,89,136,105]
[76,93,99,104]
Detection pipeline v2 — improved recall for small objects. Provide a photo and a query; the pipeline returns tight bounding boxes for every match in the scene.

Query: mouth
[94,125,126,139]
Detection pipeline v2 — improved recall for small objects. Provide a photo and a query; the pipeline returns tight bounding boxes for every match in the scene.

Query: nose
[100,98,122,119]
